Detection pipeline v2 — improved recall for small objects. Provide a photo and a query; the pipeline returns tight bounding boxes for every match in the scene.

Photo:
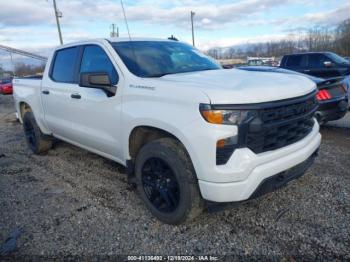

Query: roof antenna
[120,0,132,42]
[120,0,140,75]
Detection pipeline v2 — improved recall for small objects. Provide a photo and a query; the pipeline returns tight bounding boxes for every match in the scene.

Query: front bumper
[198,121,321,202]
[248,150,317,199]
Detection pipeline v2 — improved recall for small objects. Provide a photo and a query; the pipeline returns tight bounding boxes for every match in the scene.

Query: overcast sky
[0,0,349,55]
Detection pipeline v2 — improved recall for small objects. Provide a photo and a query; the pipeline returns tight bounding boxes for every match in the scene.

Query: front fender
[123,118,200,166]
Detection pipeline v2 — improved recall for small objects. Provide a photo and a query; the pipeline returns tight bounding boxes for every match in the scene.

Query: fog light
[216,136,237,165]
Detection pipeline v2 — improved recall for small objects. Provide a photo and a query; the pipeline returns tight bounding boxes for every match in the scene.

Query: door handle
[42,90,50,95]
[71,93,81,99]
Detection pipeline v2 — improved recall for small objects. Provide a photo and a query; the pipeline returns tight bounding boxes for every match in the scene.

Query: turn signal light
[216,136,238,165]
[201,110,223,124]
[216,139,226,148]
[316,90,331,101]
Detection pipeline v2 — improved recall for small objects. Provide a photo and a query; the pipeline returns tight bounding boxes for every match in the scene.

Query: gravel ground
[0,95,349,260]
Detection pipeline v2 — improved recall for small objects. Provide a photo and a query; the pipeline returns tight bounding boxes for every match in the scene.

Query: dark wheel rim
[24,120,36,151]
[141,157,180,213]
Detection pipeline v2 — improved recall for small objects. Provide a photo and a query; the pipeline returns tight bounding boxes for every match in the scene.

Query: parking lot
[0,94,349,259]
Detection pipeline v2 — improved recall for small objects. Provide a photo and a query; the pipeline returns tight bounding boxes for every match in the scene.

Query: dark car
[238,66,348,125]
[0,78,13,95]
[280,52,350,78]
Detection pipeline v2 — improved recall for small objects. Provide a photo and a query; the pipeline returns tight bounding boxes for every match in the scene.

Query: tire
[135,137,203,224]
[22,111,53,154]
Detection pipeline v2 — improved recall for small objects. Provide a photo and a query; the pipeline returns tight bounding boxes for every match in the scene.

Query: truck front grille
[212,91,318,165]
[244,92,318,154]
[246,116,315,154]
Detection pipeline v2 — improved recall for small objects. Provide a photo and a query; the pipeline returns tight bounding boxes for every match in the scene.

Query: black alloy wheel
[141,157,180,213]
[135,138,203,224]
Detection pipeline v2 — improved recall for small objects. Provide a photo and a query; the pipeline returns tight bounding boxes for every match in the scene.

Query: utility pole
[191,11,195,47]
[110,24,119,37]
[9,52,14,77]
[52,0,63,45]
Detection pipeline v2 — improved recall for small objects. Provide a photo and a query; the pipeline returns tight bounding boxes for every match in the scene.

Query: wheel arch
[126,123,199,180]
[17,100,51,135]
[128,125,189,160]
[19,101,33,122]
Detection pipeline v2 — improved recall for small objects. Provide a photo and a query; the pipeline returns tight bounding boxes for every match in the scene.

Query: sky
[0,0,349,56]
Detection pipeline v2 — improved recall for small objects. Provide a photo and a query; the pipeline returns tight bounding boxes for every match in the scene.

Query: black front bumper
[316,97,348,123]
[206,149,319,212]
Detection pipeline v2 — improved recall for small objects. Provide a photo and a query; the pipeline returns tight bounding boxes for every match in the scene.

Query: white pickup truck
[13,38,321,224]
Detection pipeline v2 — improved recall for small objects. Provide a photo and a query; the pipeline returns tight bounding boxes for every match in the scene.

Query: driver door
[54,44,123,161]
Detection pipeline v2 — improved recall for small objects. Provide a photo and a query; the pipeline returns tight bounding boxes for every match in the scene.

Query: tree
[334,18,350,56]
[14,63,45,77]
[206,18,350,61]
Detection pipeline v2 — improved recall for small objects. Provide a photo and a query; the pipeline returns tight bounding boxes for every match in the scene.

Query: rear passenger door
[283,55,307,73]
[42,46,80,139]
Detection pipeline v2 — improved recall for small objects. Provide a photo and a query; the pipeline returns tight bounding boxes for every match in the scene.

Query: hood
[238,66,324,84]
[159,69,316,104]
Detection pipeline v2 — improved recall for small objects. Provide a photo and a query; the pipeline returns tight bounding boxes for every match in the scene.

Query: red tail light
[316,89,332,101]
[1,83,13,94]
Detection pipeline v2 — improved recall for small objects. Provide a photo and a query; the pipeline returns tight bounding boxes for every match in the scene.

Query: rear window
[286,55,304,67]
[51,47,79,83]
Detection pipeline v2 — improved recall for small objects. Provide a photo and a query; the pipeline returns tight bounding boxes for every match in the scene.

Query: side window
[308,54,329,68]
[286,55,304,67]
[80,45,119,85]
[51,47,79,83]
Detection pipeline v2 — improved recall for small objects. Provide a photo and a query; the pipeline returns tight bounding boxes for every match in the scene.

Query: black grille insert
[244,92,318,154]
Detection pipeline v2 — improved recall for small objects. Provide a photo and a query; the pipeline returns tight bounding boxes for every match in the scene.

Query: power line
[0,45,47,62]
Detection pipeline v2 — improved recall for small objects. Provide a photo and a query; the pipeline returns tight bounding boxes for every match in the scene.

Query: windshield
[326,52,350,64]
[111,41,221,77]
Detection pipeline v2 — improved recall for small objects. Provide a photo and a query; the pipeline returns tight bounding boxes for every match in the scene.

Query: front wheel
[134,138,203,224]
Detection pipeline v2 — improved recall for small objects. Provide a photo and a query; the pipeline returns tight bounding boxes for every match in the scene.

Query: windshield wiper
[146,73,173,78]
[146,68,220,78]
[199,68,220,72]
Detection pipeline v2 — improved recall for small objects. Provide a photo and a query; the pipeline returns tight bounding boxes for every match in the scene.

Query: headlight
[199,104,248,125]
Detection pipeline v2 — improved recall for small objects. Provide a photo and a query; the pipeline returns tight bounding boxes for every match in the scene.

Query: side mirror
[323,61,333,68]
[79,72,117,95]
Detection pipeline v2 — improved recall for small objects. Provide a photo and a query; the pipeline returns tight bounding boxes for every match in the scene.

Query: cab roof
[56,37,177,50]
